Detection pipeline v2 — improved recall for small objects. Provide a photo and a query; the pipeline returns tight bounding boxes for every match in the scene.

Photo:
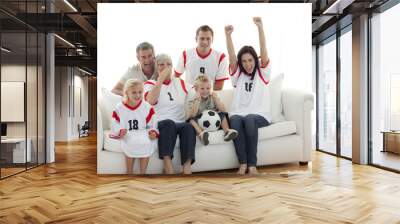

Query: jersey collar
[123,99,142,111]
[196,48,212,59]
[162,79,171,85]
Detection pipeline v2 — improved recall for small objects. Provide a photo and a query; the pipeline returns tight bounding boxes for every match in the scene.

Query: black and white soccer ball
[198,110,221,132]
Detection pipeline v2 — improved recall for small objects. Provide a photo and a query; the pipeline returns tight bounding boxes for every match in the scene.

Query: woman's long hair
[237,46,259,79]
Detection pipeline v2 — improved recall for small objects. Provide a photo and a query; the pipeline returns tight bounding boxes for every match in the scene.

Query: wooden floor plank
[1,134,400,223]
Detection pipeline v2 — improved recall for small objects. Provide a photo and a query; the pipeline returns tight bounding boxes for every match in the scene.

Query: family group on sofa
[109,17,274,175]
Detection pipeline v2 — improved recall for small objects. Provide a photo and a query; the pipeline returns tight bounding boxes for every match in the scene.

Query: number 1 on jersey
[167,92,174,101]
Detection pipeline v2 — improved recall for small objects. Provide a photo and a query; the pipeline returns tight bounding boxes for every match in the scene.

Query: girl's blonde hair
[123,78,143,98]
[194,74,212,87]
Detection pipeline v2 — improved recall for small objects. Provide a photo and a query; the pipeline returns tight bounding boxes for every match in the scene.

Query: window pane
[371,3,400,171]
[1,31,28,177]
[318,37,337,154]
[340,29,352,158]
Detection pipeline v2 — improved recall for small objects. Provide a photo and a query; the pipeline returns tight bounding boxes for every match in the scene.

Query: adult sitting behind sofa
[144,54,196,174]
[112,42,158,96]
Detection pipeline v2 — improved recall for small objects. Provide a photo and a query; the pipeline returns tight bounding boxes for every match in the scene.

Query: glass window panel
[318,37,337,154]
[371,3,400,171]
[340,29,352,158]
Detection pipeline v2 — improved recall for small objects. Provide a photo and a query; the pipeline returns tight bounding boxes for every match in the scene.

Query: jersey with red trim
[229,62,272,121]
[174,48,229,85]
[144,77,190,123]
[110,100,158,158]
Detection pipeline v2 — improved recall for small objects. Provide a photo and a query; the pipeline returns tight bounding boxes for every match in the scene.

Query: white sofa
[97,87,314,174]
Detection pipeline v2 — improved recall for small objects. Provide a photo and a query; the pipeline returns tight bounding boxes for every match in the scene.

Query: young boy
[185,74,238,145]
[110,79,158,174]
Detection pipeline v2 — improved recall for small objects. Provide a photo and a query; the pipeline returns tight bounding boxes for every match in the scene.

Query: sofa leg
[299,161,308,166]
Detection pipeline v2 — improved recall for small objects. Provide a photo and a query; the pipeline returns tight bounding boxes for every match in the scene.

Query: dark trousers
[158,119,196,165]
[230,114,270,166]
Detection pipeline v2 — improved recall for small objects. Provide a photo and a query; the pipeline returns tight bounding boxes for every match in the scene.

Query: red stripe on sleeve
[180,79,188,94]
[146,107,155,124]
[218,53,226,66]
[183,50,187,68]
[112,111,120,122]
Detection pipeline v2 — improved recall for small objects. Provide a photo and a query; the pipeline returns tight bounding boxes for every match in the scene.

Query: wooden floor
[373,150,400,171]
[1,135,400,223]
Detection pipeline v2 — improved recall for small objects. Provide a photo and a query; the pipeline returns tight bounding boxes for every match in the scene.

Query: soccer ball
[198,110,221,132]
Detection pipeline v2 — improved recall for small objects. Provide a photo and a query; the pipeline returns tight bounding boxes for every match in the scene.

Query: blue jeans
[230,114,270,167]
[158,119,196,165]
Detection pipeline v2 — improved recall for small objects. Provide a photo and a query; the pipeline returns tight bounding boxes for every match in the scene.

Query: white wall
[98,3,312,93]
[54,67,89,141]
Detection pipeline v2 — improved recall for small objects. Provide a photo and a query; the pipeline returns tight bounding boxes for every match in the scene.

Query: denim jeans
[230,114,270,166]
[158,119,196,165]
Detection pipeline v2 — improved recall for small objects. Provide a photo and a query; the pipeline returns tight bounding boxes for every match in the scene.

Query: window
[371,2,400,171]
[340,28,352,158]
[318,36,337,154]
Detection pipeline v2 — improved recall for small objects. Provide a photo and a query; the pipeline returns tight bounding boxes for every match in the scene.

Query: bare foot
[236,164,247,175]
[164,167,175,175]
[163,157,175,174]
[248,166,258,175]
[182,161,192,174]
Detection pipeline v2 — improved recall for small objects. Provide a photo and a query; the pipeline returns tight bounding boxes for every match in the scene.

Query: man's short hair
[136,42,154,54]
[196,25,214,38]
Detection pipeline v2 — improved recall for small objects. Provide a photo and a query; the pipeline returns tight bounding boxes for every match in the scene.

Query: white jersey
[110,100,158,158]
[174,48,229,85]
[120,63,157,84]
[230,62,272,122]
[144,77,191,123]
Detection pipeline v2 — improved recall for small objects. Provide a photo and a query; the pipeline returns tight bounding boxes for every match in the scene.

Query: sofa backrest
[99,88,235,131]
[99,87,123,130]
[215,89,234,111]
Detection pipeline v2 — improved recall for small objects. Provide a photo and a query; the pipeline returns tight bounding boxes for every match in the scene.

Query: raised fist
[253,17,263,27]
[225,25,234,35]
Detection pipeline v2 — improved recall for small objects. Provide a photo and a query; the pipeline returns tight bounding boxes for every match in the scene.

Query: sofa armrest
[282,89,314,161]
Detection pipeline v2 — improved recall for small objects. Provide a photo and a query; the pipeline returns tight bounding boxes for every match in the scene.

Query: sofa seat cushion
[103,121,296,152]
[259,121,296,140]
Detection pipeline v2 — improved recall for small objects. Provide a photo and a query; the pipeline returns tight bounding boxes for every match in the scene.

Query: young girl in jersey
[110,79,159,174]
[185,74,238,145]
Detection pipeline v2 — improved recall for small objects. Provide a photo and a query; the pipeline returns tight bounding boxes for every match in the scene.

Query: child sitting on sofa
[185,74,238,146]
[109,79,159,174]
